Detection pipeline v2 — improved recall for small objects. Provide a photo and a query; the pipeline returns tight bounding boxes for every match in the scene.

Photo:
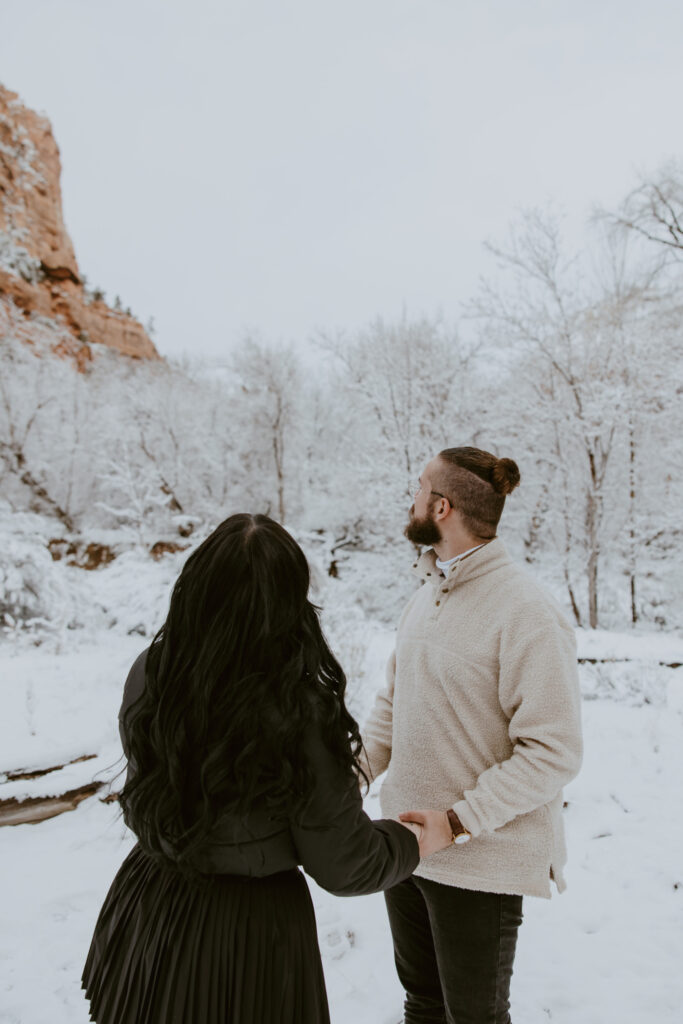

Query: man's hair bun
[491,457,520,495]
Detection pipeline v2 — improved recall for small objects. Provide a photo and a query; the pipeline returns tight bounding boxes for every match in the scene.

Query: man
[361,446,583,1024]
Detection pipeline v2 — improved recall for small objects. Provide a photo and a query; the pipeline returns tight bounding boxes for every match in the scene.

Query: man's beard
[404,505,442,546]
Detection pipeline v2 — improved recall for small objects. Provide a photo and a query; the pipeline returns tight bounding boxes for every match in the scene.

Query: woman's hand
[399,820,424,845]
[398,810,454,857]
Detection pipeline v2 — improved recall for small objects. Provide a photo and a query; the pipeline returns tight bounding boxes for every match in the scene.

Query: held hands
[398,810,454,858]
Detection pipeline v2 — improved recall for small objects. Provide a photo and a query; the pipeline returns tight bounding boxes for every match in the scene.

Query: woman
[82,513,428,1024]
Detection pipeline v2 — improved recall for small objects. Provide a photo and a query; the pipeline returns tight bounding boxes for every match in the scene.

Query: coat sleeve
[290,719,419,896]
[359,649,396,782]
[118,647,149,759]
[451,606,583,838]
[361,588,422,781]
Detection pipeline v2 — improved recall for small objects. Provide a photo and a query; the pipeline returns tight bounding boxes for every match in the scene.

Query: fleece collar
[410,537,512,592]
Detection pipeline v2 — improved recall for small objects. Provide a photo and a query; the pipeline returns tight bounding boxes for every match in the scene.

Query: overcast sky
[2,0,682,359]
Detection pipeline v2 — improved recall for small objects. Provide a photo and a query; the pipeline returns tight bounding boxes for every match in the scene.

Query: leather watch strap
[446,808,471,843]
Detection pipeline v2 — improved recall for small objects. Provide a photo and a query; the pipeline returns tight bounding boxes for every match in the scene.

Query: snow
[2,581,683,1022]
[0,637,143,780]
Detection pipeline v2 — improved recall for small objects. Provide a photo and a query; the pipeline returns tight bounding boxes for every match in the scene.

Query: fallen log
[0,781,104,826]
[578,657,682,669]
[2,753,97,783]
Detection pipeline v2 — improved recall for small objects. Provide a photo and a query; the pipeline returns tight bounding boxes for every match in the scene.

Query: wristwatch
[446,809,472,845]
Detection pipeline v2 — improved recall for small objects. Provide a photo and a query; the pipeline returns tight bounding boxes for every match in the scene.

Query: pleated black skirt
[82,844,330,1024]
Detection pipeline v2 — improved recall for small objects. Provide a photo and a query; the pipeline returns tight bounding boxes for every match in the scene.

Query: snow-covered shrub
[0,507,69,632]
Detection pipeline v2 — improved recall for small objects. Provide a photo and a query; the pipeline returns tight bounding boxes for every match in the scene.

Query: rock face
[0,84,159,363]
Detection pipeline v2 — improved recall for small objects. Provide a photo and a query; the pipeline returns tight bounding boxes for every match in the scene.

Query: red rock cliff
[0,84,159,363]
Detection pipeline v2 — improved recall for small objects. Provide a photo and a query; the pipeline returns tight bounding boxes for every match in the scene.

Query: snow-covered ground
[2,593,683,1022]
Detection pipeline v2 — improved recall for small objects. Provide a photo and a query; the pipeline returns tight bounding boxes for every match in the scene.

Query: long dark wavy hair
[119,513,367,871]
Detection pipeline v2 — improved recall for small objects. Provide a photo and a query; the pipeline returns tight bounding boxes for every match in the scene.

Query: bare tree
[472,209,672,627]
[590,227,677,623]
[0,328,74,530]
[96,440,171,545]
[318,315,479,522]
[229,338,302,524]
[599,160,683,257]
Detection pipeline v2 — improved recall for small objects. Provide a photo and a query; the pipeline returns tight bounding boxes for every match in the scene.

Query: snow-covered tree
[473,209,682,627]
[228,337,303,524]
[317,314,481,536]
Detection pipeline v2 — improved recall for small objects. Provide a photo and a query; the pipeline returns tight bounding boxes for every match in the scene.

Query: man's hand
[398,810,454,857]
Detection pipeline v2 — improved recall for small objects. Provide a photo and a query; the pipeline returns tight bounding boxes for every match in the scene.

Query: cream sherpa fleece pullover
[361,538,583,899]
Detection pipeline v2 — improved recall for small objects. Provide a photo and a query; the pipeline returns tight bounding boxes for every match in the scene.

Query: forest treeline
[2,171,682,631]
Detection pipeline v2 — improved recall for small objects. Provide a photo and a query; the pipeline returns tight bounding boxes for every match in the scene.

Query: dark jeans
[384,875,523,1024]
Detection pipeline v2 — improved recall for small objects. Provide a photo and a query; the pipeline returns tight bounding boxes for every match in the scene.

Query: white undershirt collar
[435,544,486,576]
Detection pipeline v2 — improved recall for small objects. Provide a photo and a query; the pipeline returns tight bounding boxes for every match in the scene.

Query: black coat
[119,650,419,897]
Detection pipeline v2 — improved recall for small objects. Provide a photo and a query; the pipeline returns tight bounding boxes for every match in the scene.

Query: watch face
[454,832,471,844]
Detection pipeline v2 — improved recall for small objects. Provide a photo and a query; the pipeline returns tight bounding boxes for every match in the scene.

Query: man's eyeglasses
[414,481,448,502]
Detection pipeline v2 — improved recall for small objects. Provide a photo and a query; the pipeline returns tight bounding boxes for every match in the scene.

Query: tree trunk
[587,549,599,629]
[564,565,583,627]
[270,393,286,524]
[272,432,285,523]
[628,418,638,624]
[585,488,600,629]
